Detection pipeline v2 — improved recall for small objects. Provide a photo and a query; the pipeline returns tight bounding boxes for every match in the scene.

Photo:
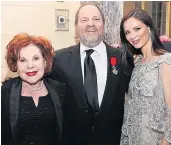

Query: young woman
[120,8,171,145]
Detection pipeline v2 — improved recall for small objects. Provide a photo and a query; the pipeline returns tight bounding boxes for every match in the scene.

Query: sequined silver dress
[120,53,171,145]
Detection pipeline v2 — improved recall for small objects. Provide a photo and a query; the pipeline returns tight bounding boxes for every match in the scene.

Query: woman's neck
[141,38,156,59]
[22,80,44,92]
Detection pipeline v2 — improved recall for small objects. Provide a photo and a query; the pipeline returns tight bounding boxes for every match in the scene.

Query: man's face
[76,5,104,48]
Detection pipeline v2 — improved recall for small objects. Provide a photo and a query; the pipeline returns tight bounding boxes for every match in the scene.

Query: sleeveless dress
[120,53,171,145]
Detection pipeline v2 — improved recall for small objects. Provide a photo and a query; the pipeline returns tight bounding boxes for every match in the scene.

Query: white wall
[1,1,80,77]
[1,1,80,65]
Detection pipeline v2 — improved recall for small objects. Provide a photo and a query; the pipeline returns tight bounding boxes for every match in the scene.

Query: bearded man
[49,3,133,145]
[1,2,170,145]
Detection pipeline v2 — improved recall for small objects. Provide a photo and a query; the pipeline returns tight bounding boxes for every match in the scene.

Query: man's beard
[78,29,104,48]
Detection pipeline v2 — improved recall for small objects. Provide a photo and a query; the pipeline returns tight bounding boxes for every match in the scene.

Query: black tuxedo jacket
[49,42,133,145]
[1,77,65,145]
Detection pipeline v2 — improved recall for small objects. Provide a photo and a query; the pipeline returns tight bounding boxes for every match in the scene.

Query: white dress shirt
[80,41,107,106]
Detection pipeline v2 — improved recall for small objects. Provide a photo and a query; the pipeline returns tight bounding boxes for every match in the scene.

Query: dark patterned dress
[17,93,58,145]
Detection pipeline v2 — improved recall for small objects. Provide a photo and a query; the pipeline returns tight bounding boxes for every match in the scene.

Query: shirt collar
[80,41,106,56]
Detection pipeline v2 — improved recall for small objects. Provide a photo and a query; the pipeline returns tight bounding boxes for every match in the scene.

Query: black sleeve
[1,85,6,113]
[50,79,66,104]
[1,81,12,145]
[1,80,11,111]
[1,86,5,145]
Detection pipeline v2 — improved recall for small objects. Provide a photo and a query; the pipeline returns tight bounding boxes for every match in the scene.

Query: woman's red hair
[6,33,54,73]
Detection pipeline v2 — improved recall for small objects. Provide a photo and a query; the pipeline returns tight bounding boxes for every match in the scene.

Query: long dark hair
[120,8,165,68]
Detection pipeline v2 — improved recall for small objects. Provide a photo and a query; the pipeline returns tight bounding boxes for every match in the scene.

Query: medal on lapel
[111,57,118,75]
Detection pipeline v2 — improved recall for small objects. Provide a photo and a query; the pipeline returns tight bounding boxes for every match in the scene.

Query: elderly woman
[1,33,65,145]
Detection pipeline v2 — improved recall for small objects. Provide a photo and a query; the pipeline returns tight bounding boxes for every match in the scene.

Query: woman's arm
[160,62,171,145]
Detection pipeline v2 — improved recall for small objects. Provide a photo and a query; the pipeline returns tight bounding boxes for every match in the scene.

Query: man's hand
[160,35,171,42]
[111,44,121,48]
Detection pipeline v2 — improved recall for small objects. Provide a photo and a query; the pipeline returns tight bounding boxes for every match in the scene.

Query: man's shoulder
[44,77,66,101]
[105,43,124,56]
[45,77,65,88]
[55,44,79,56]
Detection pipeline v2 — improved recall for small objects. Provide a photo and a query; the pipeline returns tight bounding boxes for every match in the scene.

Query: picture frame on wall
[55,9,69,31]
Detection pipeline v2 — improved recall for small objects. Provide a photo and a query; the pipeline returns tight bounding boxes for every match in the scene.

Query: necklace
[22,81,44,92]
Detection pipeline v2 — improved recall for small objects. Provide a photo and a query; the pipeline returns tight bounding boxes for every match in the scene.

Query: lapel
[68,43,88,108]
[10,77,22,140]
[99,42,122,111]
[43,78,63,137]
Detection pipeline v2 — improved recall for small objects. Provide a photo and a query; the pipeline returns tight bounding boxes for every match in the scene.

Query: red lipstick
[26,71,37,76]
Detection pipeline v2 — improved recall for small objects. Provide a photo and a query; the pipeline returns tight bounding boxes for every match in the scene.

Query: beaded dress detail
[17,94,57,145]
[120,53,171,145]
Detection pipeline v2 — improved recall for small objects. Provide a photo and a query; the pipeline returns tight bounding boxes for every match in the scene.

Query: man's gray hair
[75,2,105,25]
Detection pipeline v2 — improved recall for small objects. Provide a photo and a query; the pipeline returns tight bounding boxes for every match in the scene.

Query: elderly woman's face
[17,44,46,85]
